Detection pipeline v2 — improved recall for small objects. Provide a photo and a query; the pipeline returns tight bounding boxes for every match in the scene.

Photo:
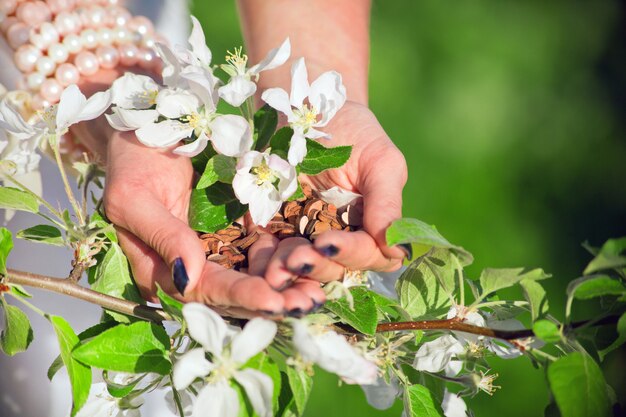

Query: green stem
[1,172,63,220]
[171,382,186,417]
[452,254,465,306]
[7,291,46,316]
[51,136,85,226]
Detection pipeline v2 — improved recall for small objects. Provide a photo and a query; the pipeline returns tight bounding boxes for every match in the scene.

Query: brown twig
[3,268,171,322]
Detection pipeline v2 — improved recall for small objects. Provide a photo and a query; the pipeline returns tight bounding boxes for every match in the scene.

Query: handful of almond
[198,184,361,270]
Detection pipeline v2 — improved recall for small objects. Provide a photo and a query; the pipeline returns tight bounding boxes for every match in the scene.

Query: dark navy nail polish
[397,243,413,260]
[172,258,189,295]
[260,310,281,316]
[319,244,339,257]
[276,278,295,292]
[297,263,314,275]
[286,308,304,318]
[310,298,325,312]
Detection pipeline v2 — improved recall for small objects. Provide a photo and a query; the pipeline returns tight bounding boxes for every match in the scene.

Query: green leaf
[520,278,549,321]
[0,299,33,355]
[72,321,171,375]
[286,365,313,415]
[156,284,183,322]
[104,371,145,398]
[584,237,626,275]
[188,183,248,233]
[396,249,456,319]
[245,353,282,412]
[49,315,91,416]
[17,224,64,246]
[599,312,626,359]
[403,385,444,417]
[90,243,143,323]
[287,182,305,201]
[533,319,561,343]
[254,104,278,151]
[325,287,378,334]
[191,146,217,173]
[269,127,293,160]
[0,227,14,275]
[567,275,626,300]
[480,267,549,297]
[197,155,237,189]
[386,218,473,265]
[0,186,39,213]
[299,140,352,175]
[48,321,117,381]
[547,352,611,417]
[9,284,32,298]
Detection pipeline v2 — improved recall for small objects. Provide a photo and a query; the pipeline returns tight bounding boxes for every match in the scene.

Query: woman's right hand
[103,131,324,317]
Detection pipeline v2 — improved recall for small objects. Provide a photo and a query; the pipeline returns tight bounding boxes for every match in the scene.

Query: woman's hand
[259,101,410,290]
[103,131,325,317]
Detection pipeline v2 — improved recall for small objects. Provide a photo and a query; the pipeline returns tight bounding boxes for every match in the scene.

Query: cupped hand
[259,101,410,290]
[103,131,324,317]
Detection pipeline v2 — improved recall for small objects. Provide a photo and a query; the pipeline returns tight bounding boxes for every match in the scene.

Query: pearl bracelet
[1,0,162,110]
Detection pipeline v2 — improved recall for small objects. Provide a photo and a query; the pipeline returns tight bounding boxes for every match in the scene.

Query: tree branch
[3,268,171,322]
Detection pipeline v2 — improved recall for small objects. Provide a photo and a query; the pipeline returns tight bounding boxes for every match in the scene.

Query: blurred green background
[194,1,626,416]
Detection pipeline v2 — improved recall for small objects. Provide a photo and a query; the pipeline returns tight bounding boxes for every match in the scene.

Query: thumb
[105,192,206,295]
[360,160,409,261]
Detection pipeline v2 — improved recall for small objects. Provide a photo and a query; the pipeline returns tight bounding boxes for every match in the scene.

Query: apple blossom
[172,303,276,417]
[291,319,378,385]
[261,58,347,165]
[232,150,297,226]
[218,38,291,107]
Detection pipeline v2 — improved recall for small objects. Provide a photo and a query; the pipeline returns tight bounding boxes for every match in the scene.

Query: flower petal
[56,84,86,131]
[261,88,293,118]
[230,318,277,364]
[287,131,307,165]
[304,127,329,140]
[74,90,112,124]
[0,99,35,135]
[210,114,253,157]
[107,108,159,131]
[218,76,257,107]
[136,119,193,148]
[155,42,182,88]
[174,133,209,157]
[361,376,401,410]
[233,177,281,227]
[309,71,346,127]
[233,369,274,417]
[188,16,212,67]
[110,72,159,109]
[249,37,291,75]
[267,154,297,199]
[193,382,239,417]
[182,303,235,356]
[181,66,219,111]
[290,57,309,108]
[441,390,467,417]
[156,89,199,119]
[172,347,214,390]
[412,335,465,374]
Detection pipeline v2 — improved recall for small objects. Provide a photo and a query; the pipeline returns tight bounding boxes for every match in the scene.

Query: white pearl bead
[54,11,82,36]
[35,55,55,76]
[48,43,69,63]
[80,28,98,49]
[114,27,130,44]
[14,44,41,72]
[85,6,105,27]
[62,33,83,54]
[26,72,45,90]
[29,21,59,50]
[97,28,113,46]
[141,36,156,49]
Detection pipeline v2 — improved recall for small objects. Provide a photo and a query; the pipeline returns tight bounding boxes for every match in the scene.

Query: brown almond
[232,231,260,250]
[317,210,335,224]
[207,254,233,268]
[303,199,324,217]
[330,219,343,230]
[284,201,302,218]
[298,215,309,235]
[304,218,318,236]
[216,228,242,242]
[326,203,337,215]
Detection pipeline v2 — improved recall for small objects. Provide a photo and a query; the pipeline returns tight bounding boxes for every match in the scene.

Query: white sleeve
[0,0,190,91]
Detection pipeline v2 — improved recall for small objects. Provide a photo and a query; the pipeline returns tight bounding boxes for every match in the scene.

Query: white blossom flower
[218,38,291,107]
[361,375,401,410]
[232,150,297,226]
[441,390,468,417]
[105,73,160,131]
[0,96,41,176]
[261,58,346,165]
[291,319,378,385]
[412,305,526,376]
[172,303,277,417]
[74,382,143,417]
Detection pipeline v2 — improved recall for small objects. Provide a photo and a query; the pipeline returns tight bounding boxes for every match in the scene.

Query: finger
[264,238,311,290]
[193,263,286,313]
[116,227,178,303]
[247,233,280,276]
[105,191,206,296]
[313,230,403,272]
[284,243,345,283]
[359,152,409,260]
[290,278,326,305]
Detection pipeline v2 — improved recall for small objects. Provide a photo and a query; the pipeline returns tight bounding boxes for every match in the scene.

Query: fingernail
[286,308,305,318]
[295,263,314,275]
[172,258,189,295]
[396,243,413,260]
[318,244,339,257]
[260,310,282,317]
[310,298,325,312]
